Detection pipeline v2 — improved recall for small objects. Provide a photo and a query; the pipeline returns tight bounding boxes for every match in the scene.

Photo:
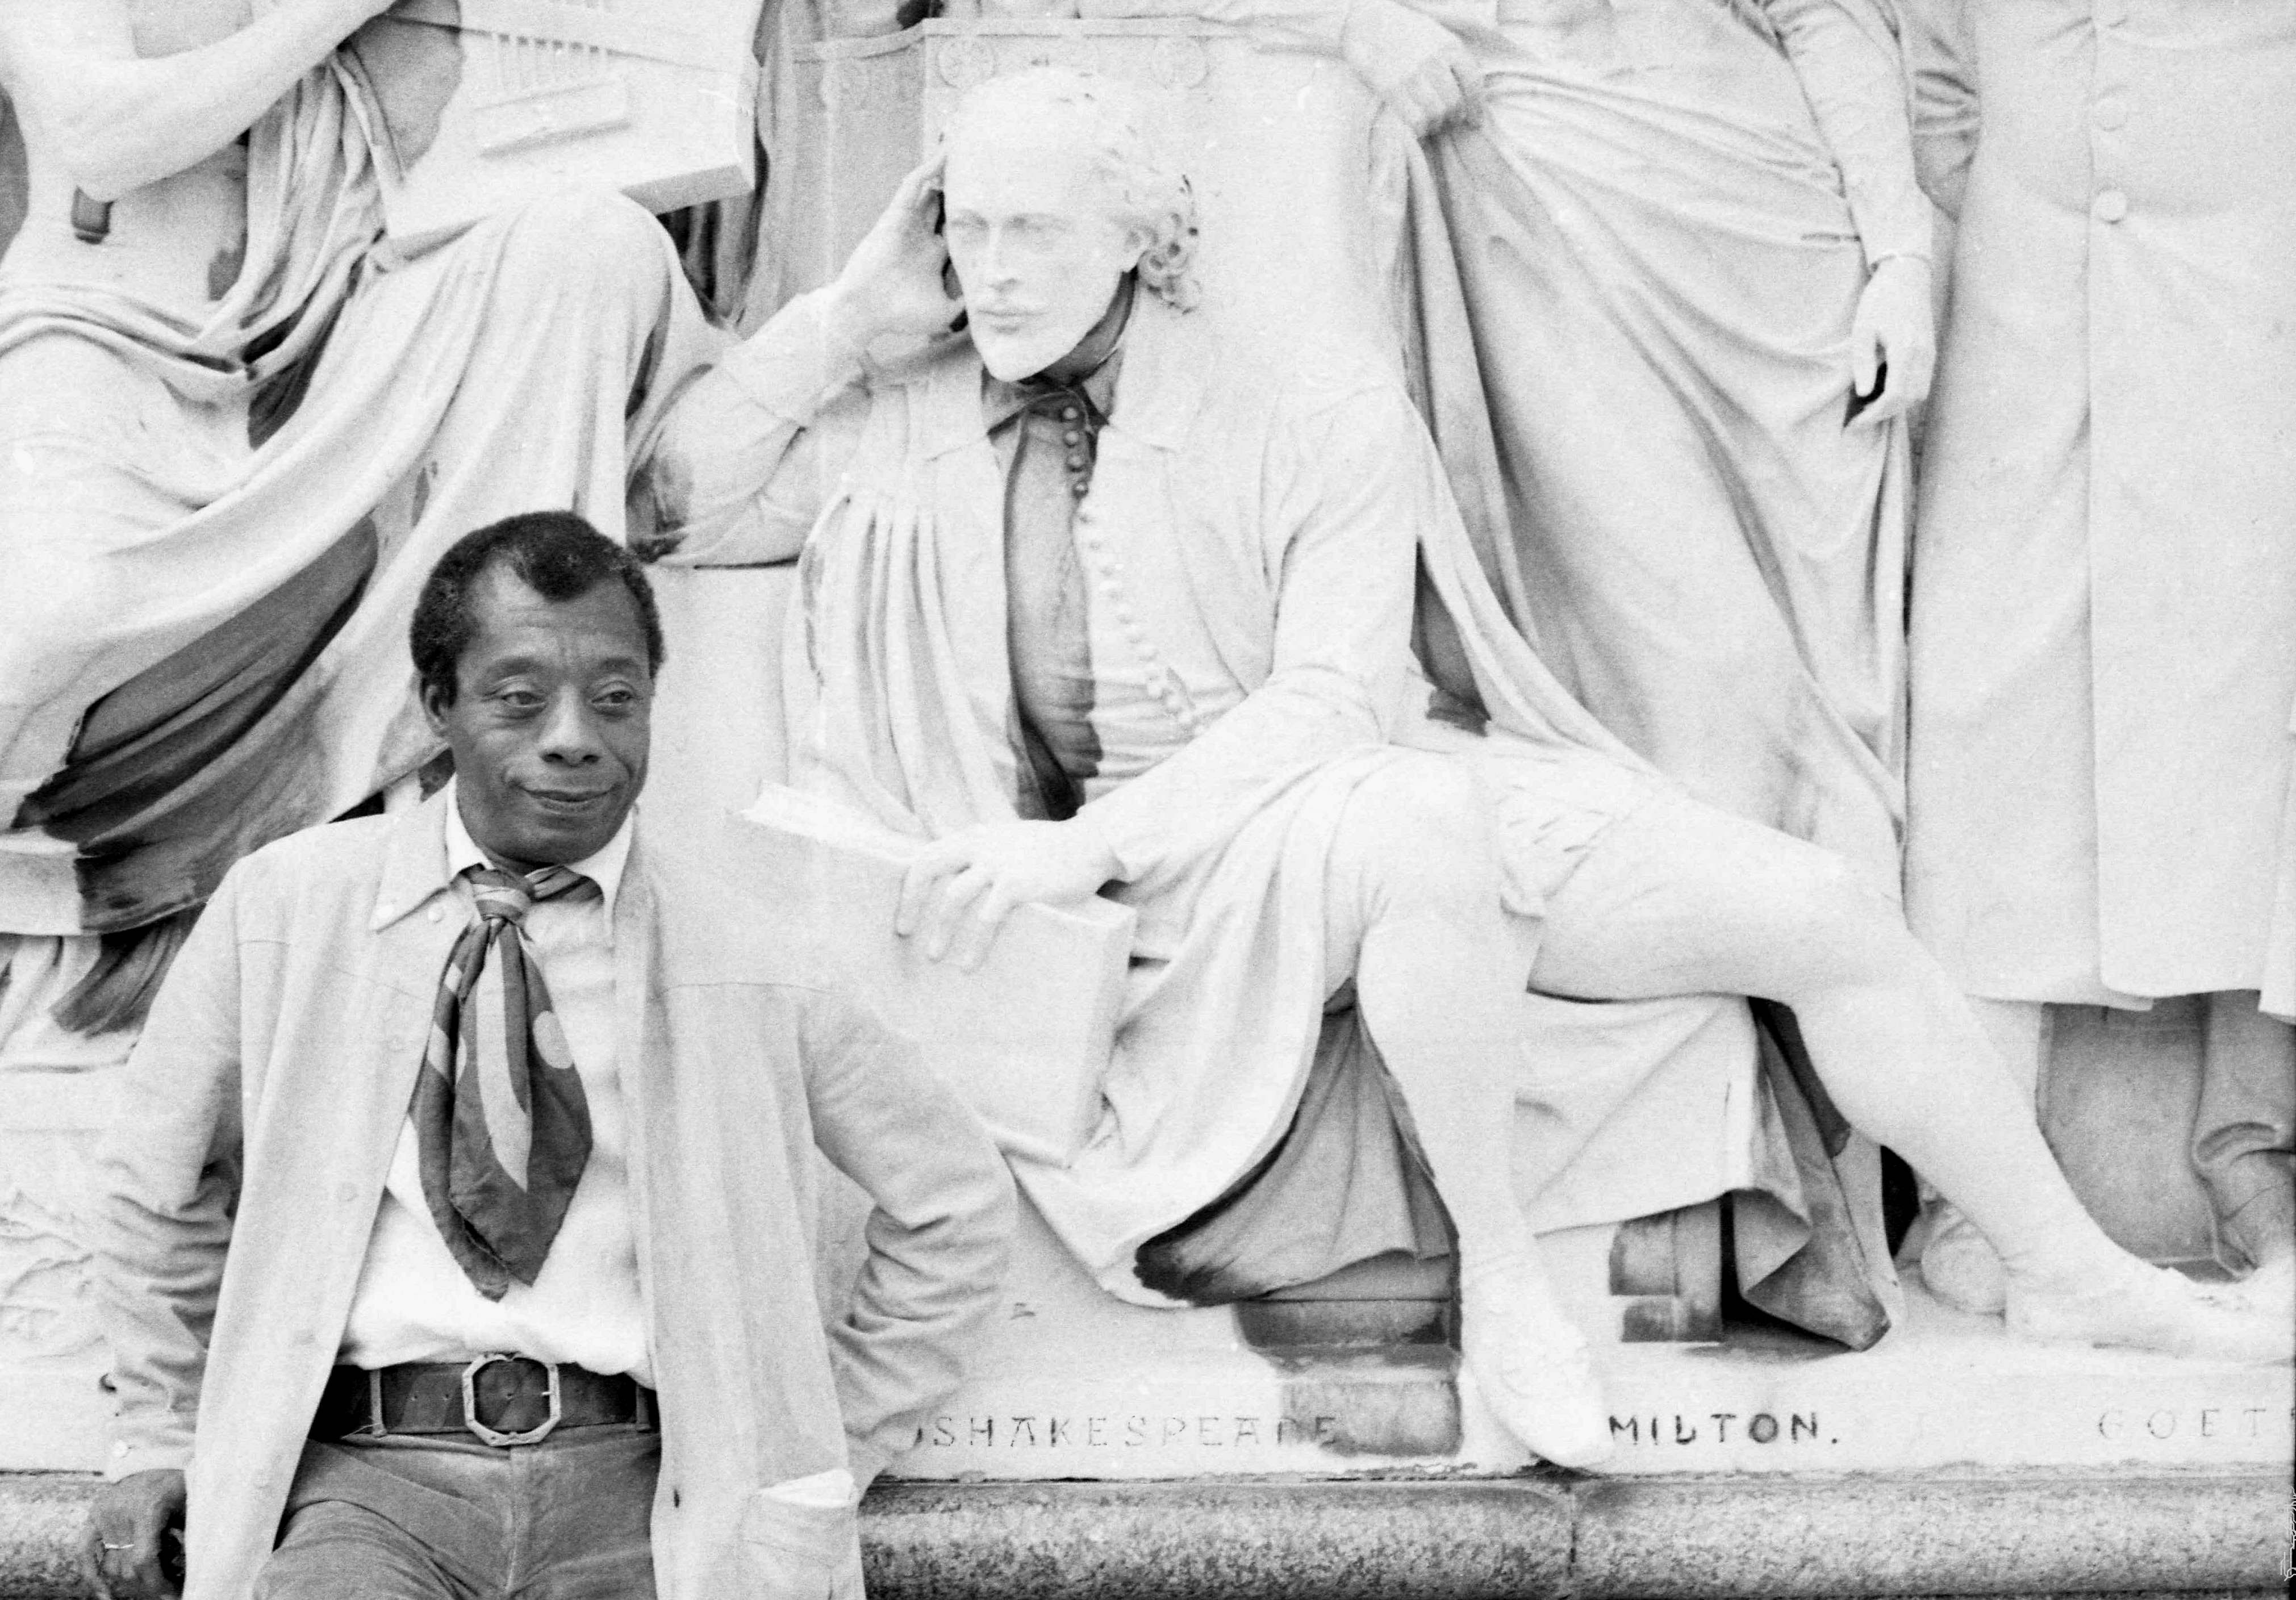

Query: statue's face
[942,126,1146,382]
[423,566,653,871]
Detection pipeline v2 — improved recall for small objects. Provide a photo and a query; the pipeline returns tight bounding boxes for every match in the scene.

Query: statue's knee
[1339,757,1494,907]
[498,189,670,292]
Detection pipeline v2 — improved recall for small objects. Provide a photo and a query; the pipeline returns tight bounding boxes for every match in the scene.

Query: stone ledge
[3,1468,2287,1598]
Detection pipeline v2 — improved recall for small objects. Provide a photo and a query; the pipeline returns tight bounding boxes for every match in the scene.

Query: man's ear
[418,676,454,739]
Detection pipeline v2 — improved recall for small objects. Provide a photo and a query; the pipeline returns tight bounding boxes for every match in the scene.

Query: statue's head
[940,68,1199,382]
[412,512,661,870]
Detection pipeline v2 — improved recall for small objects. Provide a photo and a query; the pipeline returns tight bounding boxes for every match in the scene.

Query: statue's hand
[1339,0,1483,138]
[1847,256,1936,427]
[896,821,1122,972]
[82,1469,187,1600]
[826,157,965,351]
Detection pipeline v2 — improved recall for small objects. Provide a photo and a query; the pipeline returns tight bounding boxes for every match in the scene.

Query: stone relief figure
[1089,0,1935,885]
[0,0,720,1051]
[1073,0,1942,1314]
[644,67,2287,1468]
[1900,0,2296,1315]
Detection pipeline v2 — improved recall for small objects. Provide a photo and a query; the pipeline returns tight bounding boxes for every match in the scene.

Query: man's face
[943,127,1146,381]
[423,565,653,871]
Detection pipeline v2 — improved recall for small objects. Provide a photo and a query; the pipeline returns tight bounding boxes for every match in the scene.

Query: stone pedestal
[0,1072,119,1472]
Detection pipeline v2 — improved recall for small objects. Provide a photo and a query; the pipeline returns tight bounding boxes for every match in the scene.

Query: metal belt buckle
[461,1353,561,1447]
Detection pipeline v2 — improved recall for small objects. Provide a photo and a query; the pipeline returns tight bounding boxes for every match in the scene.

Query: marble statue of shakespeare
[83,515,1015,1600]
[0,0,721,1038]
[1092,0,1936,886]
[644,68,2290,1468]
[1899,0,2296,1313]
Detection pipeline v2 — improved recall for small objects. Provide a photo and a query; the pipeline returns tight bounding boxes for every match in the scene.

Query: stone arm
[0,0,392,202]
[88,869,250,1482]
[636,288,872,566]
[1900,0,1977,221]
[1762,0,1933,267]
[1078,377,1423,883]
[799,987,1016,1485]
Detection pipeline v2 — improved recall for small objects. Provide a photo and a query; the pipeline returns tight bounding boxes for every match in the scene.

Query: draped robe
[0,60,717,947]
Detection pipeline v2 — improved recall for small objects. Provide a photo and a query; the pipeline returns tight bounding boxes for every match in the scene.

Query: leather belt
[312,1356,653,1447]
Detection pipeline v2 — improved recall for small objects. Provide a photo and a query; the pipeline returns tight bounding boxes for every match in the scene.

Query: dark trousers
[257,1427,658,1599]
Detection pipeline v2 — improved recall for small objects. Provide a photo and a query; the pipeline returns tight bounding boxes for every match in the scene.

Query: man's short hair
[409,511,665,704]
[940,68,1201,311]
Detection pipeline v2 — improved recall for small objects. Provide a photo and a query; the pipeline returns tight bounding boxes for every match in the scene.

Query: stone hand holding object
[1333,0,1483,137]
[81,1468,186,1600]
[1071,0,1481,139]
[896,819,1123,972]
[1847,254,1936,427]
[826,155,967,352]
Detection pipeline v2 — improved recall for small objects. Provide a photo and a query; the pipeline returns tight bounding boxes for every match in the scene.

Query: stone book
[729,787,1135,1166]
[347,0,765,248]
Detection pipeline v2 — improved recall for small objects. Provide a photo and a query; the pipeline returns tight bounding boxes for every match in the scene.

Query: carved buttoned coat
[1902,1,2296,1010]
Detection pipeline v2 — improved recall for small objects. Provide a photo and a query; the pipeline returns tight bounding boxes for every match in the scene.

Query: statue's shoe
[2226,1255,2295,1321]
[1919,1202,2008,1315]
[2007,1256,2294,1364]
[1461,1269,1614,1469]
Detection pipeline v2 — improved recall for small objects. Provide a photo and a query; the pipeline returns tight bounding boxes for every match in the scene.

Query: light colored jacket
[94,791,1015,1600]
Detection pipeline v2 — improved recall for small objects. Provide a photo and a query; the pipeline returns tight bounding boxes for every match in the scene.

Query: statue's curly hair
[940,67,1201,312]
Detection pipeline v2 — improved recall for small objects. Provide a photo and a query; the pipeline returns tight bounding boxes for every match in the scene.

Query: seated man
[645,69,2287,1469]
[0,0,718,1039]
[82,514,1013,1600]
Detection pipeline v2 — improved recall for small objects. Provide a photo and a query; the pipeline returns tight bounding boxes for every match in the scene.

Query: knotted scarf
[410,864,597,1299]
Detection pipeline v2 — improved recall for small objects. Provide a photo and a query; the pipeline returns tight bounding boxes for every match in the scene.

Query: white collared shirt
[337,782,652,1383]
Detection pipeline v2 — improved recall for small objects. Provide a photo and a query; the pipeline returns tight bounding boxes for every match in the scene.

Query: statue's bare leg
[1530,794,2290,1362]
[1326,755,1614,1465]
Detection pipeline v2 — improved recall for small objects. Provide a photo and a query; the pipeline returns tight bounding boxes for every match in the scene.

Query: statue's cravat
[410,864,598,1300]
[990,361,1120,817]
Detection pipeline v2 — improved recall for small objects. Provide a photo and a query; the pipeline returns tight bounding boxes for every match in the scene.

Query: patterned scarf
[410,864,598,1299]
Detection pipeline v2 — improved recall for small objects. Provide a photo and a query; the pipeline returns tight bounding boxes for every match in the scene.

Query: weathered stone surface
[7,1468,2285,1600]
[1571,1468,2289,1597]
[0,1474,95,1599]
[859,1478,1576,1600]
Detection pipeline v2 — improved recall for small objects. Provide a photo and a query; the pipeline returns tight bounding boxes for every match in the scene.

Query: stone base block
[4,1467,2286,1599]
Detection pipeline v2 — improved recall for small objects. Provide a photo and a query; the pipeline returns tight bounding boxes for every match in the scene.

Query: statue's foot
[1919,1201,2007,1315]
[2007,1254,2293,1364]
[1460,1261,1614,1469]
[2228,1253,2294,1320]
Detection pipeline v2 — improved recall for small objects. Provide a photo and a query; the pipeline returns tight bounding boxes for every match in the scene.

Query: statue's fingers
[891,153,945,214]
[955,885,1017,974]
[120,1499,174,1598]
[924,867,992,962]
[78,1528,115,1600]
[897,848,967,937]
[1850,323,1880,395]
[1905,339,1938,406]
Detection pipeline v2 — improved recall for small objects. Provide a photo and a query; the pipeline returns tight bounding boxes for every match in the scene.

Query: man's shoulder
[224,812,397,905]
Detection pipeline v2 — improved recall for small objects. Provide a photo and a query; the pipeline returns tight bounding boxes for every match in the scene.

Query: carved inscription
[1608,1411,1831,1448]
[912,1413,1342,1450]
[2094,1406,2293,1443]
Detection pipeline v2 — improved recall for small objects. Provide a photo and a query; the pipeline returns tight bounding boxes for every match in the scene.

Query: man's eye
[495,690,544,712]
[594,690,636,711]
